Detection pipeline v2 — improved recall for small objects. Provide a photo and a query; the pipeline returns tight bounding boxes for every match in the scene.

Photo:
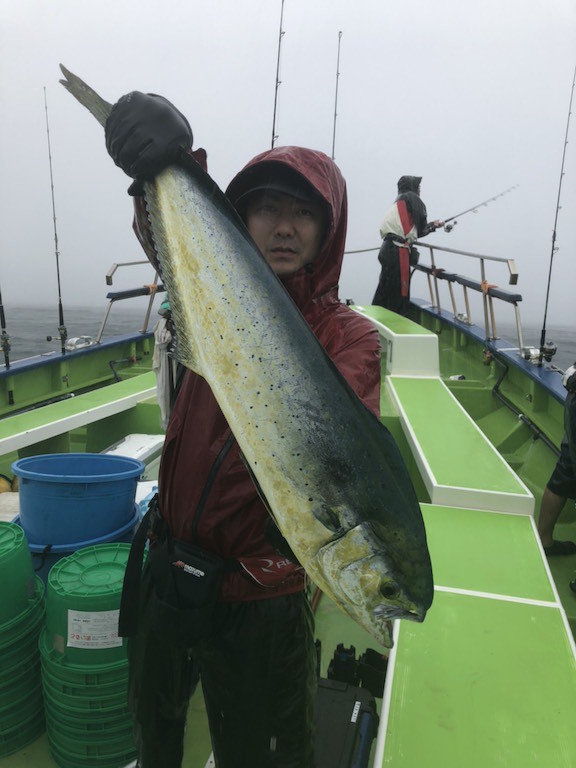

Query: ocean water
[2,304,574,371]
[2,304,155,363]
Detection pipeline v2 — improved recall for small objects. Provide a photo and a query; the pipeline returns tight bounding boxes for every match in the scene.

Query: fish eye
[380,581,400,600]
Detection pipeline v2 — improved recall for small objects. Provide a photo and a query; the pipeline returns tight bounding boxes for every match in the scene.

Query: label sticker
[67,609,122,649]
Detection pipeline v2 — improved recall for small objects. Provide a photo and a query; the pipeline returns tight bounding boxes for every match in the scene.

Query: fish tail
[59,64,112,127]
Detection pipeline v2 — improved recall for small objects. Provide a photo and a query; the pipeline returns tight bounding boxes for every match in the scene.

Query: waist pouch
[147,534,225,646]
[119,495,228,646]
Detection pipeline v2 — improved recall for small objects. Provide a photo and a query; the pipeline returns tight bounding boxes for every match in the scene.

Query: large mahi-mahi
[60,65,433,648]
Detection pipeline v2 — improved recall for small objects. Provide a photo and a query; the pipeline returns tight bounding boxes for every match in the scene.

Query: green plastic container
[44,701,131,733]
[0,576,45,651]
[0,631,42,677]
[42,672,128,713]
[0,659,41,701]
[48,727,135,757]
[41,661,128,699]
[45,544,130,665]
[0,687,43,731]
[39,628,128,686]
[48,742,136,768]
[0,522,36,624]
[42,690,130,722]
[45,709,133,741]
[0,711,45,758]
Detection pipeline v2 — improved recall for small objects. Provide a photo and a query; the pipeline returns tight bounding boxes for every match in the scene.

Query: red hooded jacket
[134,146,381,602]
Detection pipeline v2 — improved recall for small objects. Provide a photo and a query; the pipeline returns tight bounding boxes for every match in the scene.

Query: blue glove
[105,91,192,186]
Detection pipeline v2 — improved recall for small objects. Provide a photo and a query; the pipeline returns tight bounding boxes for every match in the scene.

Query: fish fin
[312,505,341,533]
[168,330,204,376]
[59,65,113,127]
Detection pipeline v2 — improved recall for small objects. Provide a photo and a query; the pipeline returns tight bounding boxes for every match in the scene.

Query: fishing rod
[271,0,286,149]
[0,283,11,369]
[331,31,343,161]
[347,183,521,255]
[43,86,68,356]
[538,63,576,367]
[442,185,519,232]
[343,185,518,253]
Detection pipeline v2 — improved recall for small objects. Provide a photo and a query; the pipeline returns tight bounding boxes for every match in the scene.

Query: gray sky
[1,0,575,333]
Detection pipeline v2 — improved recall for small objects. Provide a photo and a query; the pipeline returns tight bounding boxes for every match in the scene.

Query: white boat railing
[346,241,528,355]
[96,261,166,343]
[410,241,525,350]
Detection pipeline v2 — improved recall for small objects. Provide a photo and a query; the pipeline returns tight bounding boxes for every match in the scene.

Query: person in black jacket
[539,363,576,558]
[372,175,442,315]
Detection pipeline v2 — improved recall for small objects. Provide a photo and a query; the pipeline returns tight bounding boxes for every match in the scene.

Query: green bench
[0,372,157,455]
[355,305,533,515]
[353,305,439,376]
[387,375,534,514]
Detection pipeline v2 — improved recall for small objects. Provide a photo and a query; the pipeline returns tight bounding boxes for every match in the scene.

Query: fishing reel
[0,329,10,355]
[443,221,457,233]
[540,341,558,363]
[46,325,68,345]
[520,341,557,364]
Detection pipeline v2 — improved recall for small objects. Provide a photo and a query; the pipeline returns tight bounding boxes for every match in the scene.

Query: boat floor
[2,308,576,765]
[4,502,576,768]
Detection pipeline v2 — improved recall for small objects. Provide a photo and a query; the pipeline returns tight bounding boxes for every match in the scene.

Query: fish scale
[60,64,433,647]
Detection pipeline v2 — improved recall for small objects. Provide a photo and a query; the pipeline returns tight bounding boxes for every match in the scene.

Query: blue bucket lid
[12,453,145,484]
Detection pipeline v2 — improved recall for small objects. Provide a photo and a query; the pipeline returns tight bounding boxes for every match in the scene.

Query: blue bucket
[13,507,141,583]
[12,454,145,546]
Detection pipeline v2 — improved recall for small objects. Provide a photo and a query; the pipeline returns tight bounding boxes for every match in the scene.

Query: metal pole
[538,63,576,365]
[271,0,286,149]
[331,31,343,161]
[0,283,11,369]
[44,87,67,356]
[480,259,490,340]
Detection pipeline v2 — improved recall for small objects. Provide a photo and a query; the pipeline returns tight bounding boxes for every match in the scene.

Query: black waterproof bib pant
[372,238,406,315]
[128,562,317,768]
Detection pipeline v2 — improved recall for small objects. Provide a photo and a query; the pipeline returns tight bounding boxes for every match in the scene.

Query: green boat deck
[383,591,576,767]
[2,306,576,766]
[350,306,576,766]
[317,503,576,768]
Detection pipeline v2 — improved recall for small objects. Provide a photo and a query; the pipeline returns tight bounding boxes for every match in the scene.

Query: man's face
[245,190,326,277]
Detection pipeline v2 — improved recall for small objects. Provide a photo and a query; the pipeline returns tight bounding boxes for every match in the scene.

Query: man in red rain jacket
[106,93,381,768]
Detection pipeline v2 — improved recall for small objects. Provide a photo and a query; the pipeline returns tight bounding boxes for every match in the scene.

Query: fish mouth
[373,603,427,622]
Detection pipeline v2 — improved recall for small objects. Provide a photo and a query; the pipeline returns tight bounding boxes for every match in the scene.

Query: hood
[226,146,347,313]
[397,175,422,195]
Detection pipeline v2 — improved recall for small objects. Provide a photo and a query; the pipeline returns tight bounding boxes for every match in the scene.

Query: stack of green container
[0,521,46,756]
[40,543,137,768]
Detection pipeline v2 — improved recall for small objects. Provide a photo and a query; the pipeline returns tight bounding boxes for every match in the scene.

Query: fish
[59,65,433,648]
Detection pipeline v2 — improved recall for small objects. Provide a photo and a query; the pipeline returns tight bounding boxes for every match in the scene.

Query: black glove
[105,91,193,182]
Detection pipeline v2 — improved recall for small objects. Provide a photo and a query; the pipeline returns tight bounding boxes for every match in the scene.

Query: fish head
[316,520,433,647]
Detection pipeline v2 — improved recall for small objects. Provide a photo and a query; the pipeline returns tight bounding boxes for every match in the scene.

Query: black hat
[228,162,324,214]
